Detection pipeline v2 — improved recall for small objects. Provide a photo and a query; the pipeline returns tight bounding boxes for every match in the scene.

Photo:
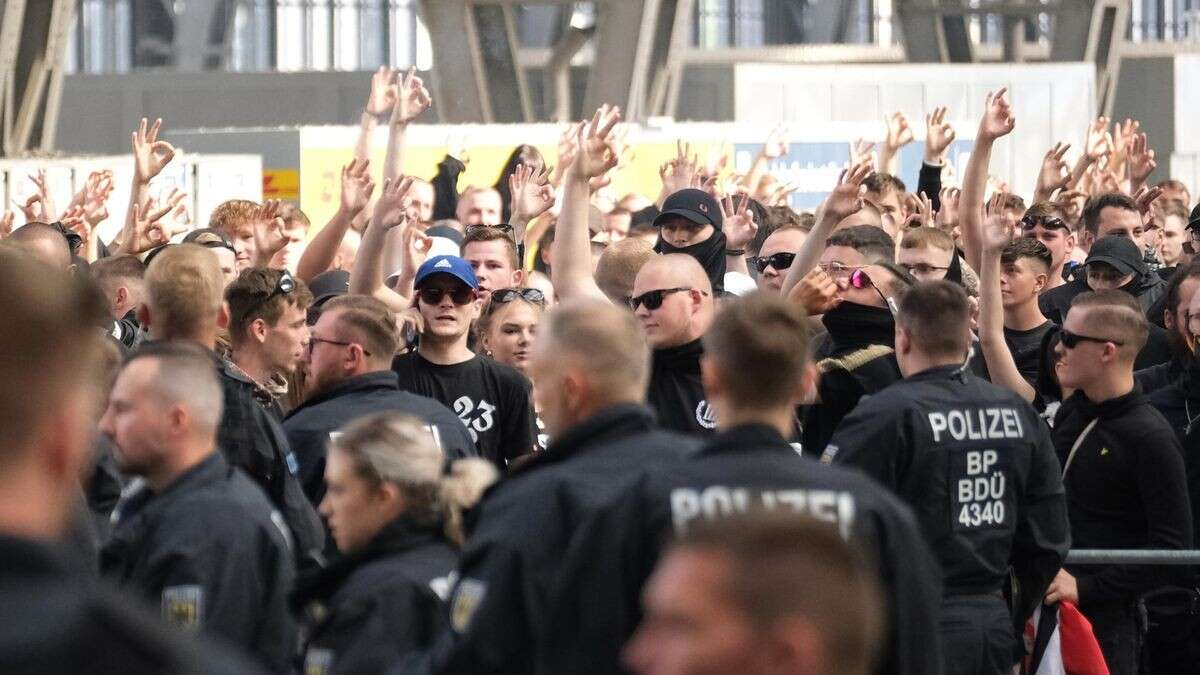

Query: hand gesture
[23,170,56,222]
[0,212,12,239]
[936,187,961,232]
[1110,118,1139,167]
[763,126,789,159]
[60,206,90,241]
[1036,142,1071,198]
[365,66,398,117]
[16,193,49,223]
[126,192,188,254]
[78,170,114,227]
[254,199,289,259]
[884,112,915,153]
[659,140,700,196]
[822,160,874,223]
[788,268,842,315]
[390,67,433,126]
[982,191,1013,255]
[572,105,621,179]
[766,181,799,207]
[131,118,177,182]
[720,193,758,250]
[979,88,1016,141]
[849,138,876,169]
[1132,185,1163,216]
[340,159,376,215]
[509,164,555,222]
[1127,133,1157,186]
[902,191,936,230]
[401,224,433,276]
[1085,117,1113,161]
[924,106,955,162]
[372,176,416,229]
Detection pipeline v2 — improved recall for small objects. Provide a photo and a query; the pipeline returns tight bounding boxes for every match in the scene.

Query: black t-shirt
[1006,322,1055,387]
[392,352,537,468]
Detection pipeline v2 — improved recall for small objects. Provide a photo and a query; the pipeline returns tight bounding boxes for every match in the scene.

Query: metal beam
[3,0,76,155]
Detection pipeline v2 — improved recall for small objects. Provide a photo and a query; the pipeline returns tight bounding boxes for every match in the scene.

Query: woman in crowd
[479,287,548,449]
[292,412,497,675]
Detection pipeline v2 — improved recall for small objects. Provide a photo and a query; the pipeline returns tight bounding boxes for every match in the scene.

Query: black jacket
[431,155,466,222]
[207,348,326,571]
[646,338,715,436]
[1052,389,1194,607]
[397,404,700,674]
[1039,272,1166,326]
[100,453,297,673]
[0,535,261,674]
[826,365,1069,625]
[547,424,944,675]
[1148,365,1200,549]
[283,371,477,505]
[293,516,457,675]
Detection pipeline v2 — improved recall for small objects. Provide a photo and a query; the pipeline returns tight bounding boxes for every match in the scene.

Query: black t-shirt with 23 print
[393,352,537,469]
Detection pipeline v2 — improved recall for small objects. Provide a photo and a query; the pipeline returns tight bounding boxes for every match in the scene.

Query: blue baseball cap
[415,255,478,289]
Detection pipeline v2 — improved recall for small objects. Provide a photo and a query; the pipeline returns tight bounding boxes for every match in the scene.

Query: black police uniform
[100,452,297,673]
[293,515,457,675]
[396,404,700,674]
[283,370,477,505]
[0,534,262,674]
[1052,388,1193,674]
[212,351,326,571]
[646,338,716,435]
[826,364,1070,675]
[548,423,944,675]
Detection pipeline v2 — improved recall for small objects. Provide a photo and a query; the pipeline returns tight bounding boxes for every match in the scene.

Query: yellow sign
[263,168,300,201]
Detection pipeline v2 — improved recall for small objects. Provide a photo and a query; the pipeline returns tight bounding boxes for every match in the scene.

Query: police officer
[139,244,325,570]
[0,249,258,674]
[549,292,944,675]
[99,343,296,672]
[397,299,700,673]
[825,280,1070,675]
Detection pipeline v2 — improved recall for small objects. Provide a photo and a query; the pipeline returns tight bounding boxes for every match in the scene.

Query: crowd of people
[2,66,1199,675]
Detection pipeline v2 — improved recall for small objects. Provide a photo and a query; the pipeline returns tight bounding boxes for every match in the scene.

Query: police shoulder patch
[450,578,487,633]
[162,585,204,630]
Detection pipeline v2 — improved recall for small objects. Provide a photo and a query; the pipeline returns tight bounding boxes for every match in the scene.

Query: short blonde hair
[144,244,225,340]
[541,299,650,404]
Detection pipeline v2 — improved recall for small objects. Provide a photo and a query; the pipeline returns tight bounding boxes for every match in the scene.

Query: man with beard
[1137,259,1200,399]
[284,294,473,505]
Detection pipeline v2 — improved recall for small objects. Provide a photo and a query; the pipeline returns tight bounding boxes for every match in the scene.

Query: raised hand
[509,164,555,223]
[925,106,955,163]
[884,112,915,153]
[979,88,1015,141]
[721,193,758,250]
[1110,118,1139,168]
[573,104,621,179]
[254,199,289,261]
[1084,117,1112,162]
[1133,185,1164,216]
[1036,142,1071,199]
[823,160,874,223]
[340,159,376,215]
[902,191,936,230]
[1127,133,1157,187]
[849,138,876,169]
[365,66,398,117]
[763,126,789,159]
[372,176,416,229]
[132,118,177,182]
[936,187,961,232]
[659,140,700,196]
[0,212,12,238]
[982,191,1013,255]
[788,268,842,315]
[16,193,49,223]
[126,192,187,254]
[390,67,433,126]
[401,223,433,276]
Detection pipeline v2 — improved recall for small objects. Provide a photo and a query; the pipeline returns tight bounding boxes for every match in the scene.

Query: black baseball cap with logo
[652,188,723,230]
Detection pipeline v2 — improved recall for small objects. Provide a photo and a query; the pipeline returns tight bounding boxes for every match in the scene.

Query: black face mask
[655,227,727,295]
[822,301,896,348]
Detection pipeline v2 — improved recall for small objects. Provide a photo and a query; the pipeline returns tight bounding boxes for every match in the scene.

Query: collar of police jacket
[821,301,895,350]
[699,423,790,457]
[519,403,657,473]
[290,514,445,609]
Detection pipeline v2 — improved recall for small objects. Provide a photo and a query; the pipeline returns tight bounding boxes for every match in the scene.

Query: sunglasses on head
[418,285,476,306]
[240,270,297,322]
[627,287,704,311]
[1059,328,1123,349]
[490,287,546,306]
[1019,215,1069,232]
[750,252,795,273]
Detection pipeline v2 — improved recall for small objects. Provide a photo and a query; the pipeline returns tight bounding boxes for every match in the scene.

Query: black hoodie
[655,228,728,296]
[647,338,715,435]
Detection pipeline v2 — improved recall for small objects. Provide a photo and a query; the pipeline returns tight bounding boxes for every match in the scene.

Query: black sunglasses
[750,252,795,273]
[1020,215,1069,232]
[241,270,296,322]
[490,287,546,306]
[418,286,476,306]
[1060,328,1123,348]
[628,287,705,311]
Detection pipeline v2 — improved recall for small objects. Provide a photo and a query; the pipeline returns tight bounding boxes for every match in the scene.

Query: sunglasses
[750,252,795,273]
[418,286,476,306]
[1019,215,1069,232]
[240,270,297,322]
[491,287,546,306]
[1059,328,1123,348]
[628,287,704,311]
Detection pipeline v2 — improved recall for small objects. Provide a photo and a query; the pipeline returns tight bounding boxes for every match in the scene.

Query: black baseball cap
[653,188,723,230]
[1085,235,1147,277]
[1187,203,1200,231]
[183,227,236,253]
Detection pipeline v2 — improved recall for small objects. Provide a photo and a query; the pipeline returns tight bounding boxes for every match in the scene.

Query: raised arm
[552,105,620,302]
[977,191,1036,403]
[1033,143,1071,204]
[780,160,874,296]
[297,159,375,283]
[721,193,758,276]
[508,164,555,248]
[111,118,176,255]
[960,88,1015,272]
[350,176,416,311]
[356,66,395,161]
[877,112,914,177]
[383,67,433,183]
[741,127,788,197]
